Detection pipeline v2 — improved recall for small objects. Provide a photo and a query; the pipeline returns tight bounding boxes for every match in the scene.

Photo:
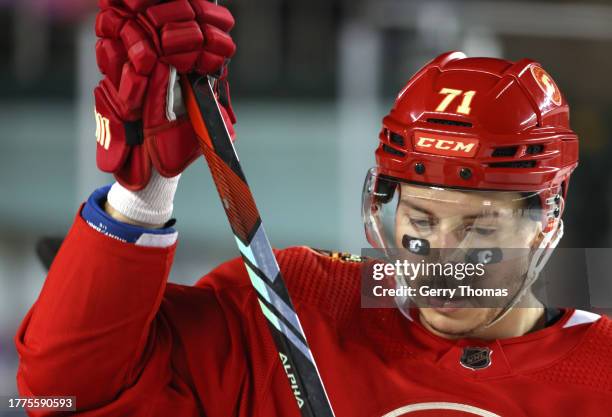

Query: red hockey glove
[94,0,236,190]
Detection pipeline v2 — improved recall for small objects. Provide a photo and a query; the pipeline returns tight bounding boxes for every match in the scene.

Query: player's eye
[466,225,497,236]
[409,217,435,231]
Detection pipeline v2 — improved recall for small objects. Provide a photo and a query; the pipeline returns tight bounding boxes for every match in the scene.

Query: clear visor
[362,168,565,319]
[362,168,554,253]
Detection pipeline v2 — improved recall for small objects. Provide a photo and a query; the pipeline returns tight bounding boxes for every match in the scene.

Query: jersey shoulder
[528,312,612,393]
[277,247,366,321]
[194,246,366,322]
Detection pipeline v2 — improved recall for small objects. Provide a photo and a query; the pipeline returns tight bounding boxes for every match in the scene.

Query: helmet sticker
[435,88,476,115]
[530,65,562,106]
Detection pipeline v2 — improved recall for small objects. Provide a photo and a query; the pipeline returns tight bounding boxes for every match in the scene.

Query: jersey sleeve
[14,191,195,415]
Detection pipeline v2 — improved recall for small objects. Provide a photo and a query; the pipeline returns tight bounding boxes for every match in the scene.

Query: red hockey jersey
[15,213,612,416]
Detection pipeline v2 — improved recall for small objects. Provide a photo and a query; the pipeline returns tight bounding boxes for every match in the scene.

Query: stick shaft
[181,74,335,417]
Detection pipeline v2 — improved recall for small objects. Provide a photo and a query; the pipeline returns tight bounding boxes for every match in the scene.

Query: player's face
[394,184,539,248]
[394,183,542,337]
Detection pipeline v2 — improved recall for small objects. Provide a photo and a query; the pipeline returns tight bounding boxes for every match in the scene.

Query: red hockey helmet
[363,51,578,250]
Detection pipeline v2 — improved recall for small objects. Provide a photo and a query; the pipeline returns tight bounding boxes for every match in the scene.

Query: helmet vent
[426,118,472,128]
[382,144,406,157]
[389,131,405,146]
[526,144,544,154]
[492,146,518,157]
[489,160,537,168]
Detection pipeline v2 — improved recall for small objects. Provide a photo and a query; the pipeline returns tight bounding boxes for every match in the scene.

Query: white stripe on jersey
[563,309,601,328]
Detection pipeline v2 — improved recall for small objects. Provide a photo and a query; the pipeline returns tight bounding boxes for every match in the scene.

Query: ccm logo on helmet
[95,109,111,151]
[413,132,479,158]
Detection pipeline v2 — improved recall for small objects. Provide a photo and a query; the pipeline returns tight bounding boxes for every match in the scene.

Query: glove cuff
[107,169,180,226]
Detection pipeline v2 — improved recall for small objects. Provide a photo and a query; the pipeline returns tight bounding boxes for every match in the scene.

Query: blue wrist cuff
[81,185,178,247]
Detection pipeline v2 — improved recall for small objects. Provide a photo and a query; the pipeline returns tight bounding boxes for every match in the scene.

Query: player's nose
[429,220,462,249]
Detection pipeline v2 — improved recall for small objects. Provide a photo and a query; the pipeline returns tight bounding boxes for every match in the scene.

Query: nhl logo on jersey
[460,347,492,370]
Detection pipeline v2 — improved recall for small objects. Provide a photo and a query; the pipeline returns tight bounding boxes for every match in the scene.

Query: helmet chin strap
[482,219,564,328]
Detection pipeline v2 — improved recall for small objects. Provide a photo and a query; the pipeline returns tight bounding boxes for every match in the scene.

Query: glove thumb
[143,62,201,178]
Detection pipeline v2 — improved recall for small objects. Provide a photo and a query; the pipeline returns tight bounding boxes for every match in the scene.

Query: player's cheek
[394,218,415,248]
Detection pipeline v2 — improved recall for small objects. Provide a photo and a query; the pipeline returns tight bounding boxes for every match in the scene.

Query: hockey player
[15,1,612,416]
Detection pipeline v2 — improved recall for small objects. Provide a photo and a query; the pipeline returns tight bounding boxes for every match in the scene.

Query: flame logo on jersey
[95,110,111,150]
[530,65,562,106]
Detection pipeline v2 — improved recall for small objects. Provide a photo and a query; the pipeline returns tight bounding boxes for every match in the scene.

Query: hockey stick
[180,75,335,416]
